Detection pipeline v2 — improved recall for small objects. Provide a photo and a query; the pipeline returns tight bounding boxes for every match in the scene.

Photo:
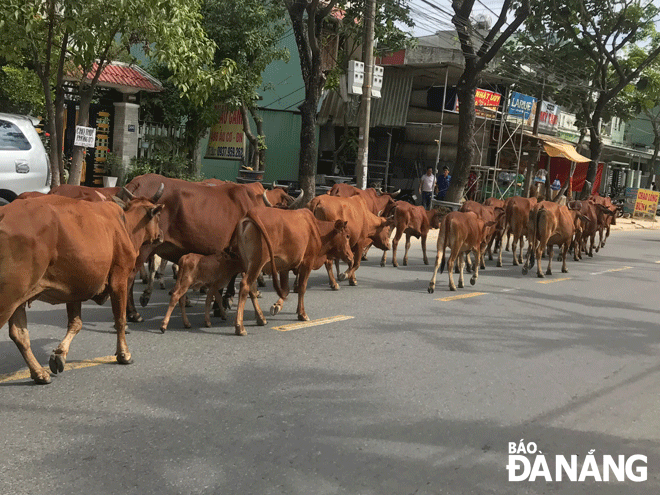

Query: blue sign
[508,91,536,119]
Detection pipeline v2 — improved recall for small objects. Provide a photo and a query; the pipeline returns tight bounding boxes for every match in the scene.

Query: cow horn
[111,196,128,210]
[151,183,165,203]
[391,189,401,198]
[288,190,305,209]
[117,187,135,201]
[272,180,278,189]
[262,191,273,207]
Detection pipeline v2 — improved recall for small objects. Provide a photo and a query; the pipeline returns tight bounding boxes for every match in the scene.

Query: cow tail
[246,210,285,299]
[529,208,539,265]
[439,217,450,274]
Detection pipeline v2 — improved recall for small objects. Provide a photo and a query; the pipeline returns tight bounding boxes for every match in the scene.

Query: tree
[523,0,660,198]
[0,65,45,116]
[283,0,338,204]
[0,0,234,186]
[442,0,530,203]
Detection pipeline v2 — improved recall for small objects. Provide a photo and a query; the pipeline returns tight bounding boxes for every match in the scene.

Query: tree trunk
[298,98,318,204]
[445,81,476,203]
[249,106,266,172]
[240,104,259,170]
[68,87,93,185]
[36,68,60,188]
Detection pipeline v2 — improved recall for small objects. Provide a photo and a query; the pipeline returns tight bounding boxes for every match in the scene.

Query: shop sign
[74,126,96,148]
[634,188,659,218]
[455,88,501,119]
[508,91,536,119]
[205,107,245,160]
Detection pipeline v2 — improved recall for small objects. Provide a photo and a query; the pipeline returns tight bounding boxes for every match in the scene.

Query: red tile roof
[68,62,162,92]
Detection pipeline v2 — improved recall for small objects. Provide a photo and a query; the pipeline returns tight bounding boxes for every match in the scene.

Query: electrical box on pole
[347,60,365,95]
[372,65,384,98]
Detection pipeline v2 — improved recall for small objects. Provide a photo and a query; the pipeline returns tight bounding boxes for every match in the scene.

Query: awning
[522,130,591,163]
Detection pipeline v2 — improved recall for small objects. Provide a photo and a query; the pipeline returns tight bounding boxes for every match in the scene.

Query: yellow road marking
[0,355,116,383]
[656,261,660,264]
[272,315,354,332]
[537,277,571,284]
[436,292,486,302]
[604,266,633,272]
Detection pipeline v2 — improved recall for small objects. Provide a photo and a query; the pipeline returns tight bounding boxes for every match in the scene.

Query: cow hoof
[537,273,545,278]
[428,285,435,294]
[160,325,166,334]
[470,277,476,286]
[449,286,457,291]
[270,304,281,316]
[423,259,428,265]
[49,354,65,374]
[222,297,233,310]
[393,262,399,268]
[338,273,347,282]
[116,353,133,365]
[588,253,593,258]
[298,314,310,321]
[139,293,150,307]
[256,317,267,326]
[330,283,339,291]
[205,321,212,328]
[184,297,192,308]
[562,268,568,273]
[127,313,143,323]
[32,371,51,385]
[380,260,385,267]
[522,267,528,275]
[235,326,247,336]
[458,282,464,288]
[184,322,191,329]
[349,279,358,286]
[361,254,368,261]
[496,261,502,267]
[546,269,552,276]
[518,257,523,264]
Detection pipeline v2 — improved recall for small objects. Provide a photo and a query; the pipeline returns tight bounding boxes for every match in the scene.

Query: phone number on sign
[215,147,243,158]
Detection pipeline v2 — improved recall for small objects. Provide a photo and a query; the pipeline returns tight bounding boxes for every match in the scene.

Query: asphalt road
[1,228,660,494]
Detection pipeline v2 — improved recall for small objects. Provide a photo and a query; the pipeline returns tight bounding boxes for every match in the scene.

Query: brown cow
[568,199,616,258]
[233,207,353,336]
[124,174,303,321]
[159,252,243,331]
[0,188,164,384]
[427,211,494,292]
[308,194,393,288]
[49,184,121,201]
[459,200,505,268]
[499,196,538,267]
[589,194,618,248]
[328,183,399,216]
[522,201,585,277]
[380,201,441,267]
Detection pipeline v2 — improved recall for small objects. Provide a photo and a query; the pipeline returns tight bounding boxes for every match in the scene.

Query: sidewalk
[611,216,659,231]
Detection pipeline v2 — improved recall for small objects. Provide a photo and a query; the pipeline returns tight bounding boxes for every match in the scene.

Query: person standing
[437,166,451,200]
[419,166,438,210]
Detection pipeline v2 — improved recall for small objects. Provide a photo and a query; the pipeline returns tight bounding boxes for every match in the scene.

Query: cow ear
[149,204,164,218]
[333,219,346,232]
[111,196,127,210]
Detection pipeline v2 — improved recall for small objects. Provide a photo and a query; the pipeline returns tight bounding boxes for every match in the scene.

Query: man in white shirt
[418,167,438,210]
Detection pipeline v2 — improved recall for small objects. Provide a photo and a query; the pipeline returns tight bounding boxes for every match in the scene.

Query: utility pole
[355,0,376,190]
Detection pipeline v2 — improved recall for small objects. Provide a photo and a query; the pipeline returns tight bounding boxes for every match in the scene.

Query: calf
[160,253,243,331]
[522,201,585,277]
[233,207,353,336]
[380,202,441,267]
[589,195,618,248]
[428,211,494,292]
[0,188,163,384]
[459,200,505,269]
[308,195,393,288]
[499,196,537,267]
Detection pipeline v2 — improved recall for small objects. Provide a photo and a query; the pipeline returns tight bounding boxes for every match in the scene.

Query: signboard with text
[508,91,536,119]
[455,88,502,119]
[634,188,659,219]
[74,126,96,148]
[204,108,245,160]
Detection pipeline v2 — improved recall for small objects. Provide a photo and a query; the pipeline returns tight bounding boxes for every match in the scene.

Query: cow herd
[0,174,618,384]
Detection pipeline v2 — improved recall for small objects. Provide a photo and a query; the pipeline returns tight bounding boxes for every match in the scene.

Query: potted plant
[104,152,124,187]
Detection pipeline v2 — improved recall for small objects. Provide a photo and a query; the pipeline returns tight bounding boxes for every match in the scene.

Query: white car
[0,113,51,205]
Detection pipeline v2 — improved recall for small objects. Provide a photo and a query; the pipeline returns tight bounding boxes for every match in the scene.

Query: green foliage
[0,65,45,116]
[125,153,203,185]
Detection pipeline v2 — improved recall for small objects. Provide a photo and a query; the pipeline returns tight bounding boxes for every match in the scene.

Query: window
[0,120,31,150]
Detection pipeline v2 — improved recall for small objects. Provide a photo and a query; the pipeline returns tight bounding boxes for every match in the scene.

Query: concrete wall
[112,102,140,170]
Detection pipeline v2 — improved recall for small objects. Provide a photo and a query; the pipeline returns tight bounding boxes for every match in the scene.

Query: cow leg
[345,243,366,286]
[324,260,340,290]
[380,248,388,267]
[546,245,554,276]
[447,252,457,290]
[160,267,196,332]
[470,249,480,286]
[140,255,156,307]
[561,243,569,273]
[505,231,511,251]
[205,286,226,327]
[154,257,167,290]
[221,273,238,311]
[464,252,472,273]
[8,304,50,384]
[518,237,525,265]
[257,272,266,287]
[428,239,443,294]
[497,231,506,267]
[139,264,148,284]
[235,276,251,336]
[536,242,545,278]
[588,233,595,257]
[49,302,83,374]
[421,234,428,265]
[458,253,466,288]
[295,266,312,321]
[249,281,267,326]
[109,276,133,364]
[391,229,402,267]
[126,273,143,323]
[271,271,291,316]
[402,233,412,266]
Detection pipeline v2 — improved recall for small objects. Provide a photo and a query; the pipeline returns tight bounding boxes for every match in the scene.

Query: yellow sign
[205,108,245,160]
[633,188,659,219]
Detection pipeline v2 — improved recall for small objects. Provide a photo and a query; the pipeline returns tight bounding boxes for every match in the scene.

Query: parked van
[0,113,51,204]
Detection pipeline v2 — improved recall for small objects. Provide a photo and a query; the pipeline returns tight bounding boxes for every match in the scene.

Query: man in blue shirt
[437,166,451,200]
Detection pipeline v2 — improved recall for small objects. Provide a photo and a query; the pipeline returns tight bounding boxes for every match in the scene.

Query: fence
[137,122,185,159]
